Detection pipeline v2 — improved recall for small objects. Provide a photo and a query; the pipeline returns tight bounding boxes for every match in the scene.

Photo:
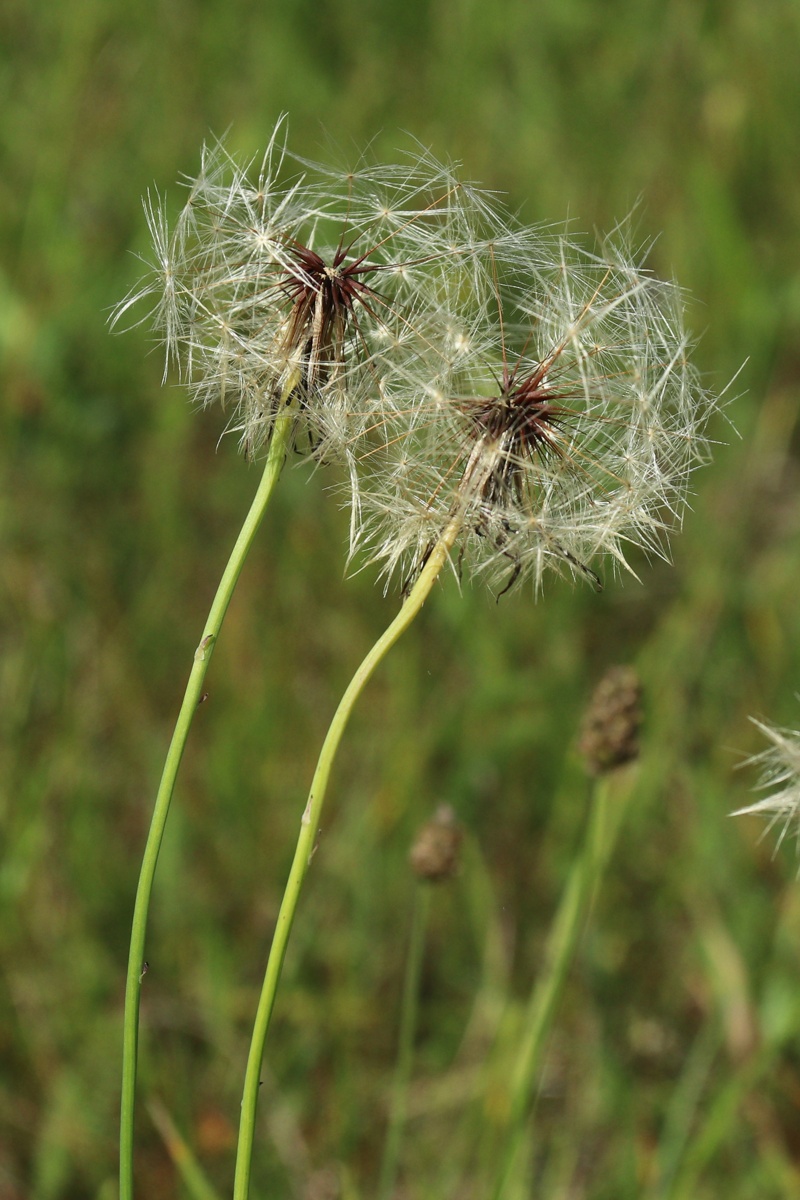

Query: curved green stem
[232,520,461,1200]
[120,389,297,1200]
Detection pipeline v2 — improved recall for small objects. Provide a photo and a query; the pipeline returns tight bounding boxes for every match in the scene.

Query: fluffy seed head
[112,118,504,461]
[733,717,800,854]
[354,227,716,595]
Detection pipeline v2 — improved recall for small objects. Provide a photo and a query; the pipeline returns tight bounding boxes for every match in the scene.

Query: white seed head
[113,127,718,586]
[733,717,800,854]
[353,226,716,595]
[112,118,507,461]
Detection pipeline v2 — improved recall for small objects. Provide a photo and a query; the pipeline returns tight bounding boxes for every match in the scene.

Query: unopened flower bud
[409,805,464,882]
[578,665,643,776]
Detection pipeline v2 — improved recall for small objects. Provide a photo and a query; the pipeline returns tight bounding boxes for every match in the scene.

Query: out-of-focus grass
[3,0,800,1196]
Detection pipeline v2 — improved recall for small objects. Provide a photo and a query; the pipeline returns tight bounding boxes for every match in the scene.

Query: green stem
[378,884,432,1200]
[148,1099,223,1200]
[232,520,461,1200]
[119,389,297,1200]
[491,773,627,1200]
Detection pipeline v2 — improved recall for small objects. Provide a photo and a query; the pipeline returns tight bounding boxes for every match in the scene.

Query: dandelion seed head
[112,119,504,462]
[113,126,718,588]
[734,718,800,856]
[354,225,717,595]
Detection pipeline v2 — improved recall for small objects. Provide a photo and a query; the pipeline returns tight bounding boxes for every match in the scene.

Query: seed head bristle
[734,717,800,856]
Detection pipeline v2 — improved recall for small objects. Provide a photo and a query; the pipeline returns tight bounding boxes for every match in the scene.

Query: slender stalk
[490,773,628,1200]
[378,884,432,1200]
[232,519,461,1200]
[148,1099,223,1200]
[120,381,298,1200]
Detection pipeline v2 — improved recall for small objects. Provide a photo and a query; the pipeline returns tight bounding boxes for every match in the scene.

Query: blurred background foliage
[3,0,800,1196]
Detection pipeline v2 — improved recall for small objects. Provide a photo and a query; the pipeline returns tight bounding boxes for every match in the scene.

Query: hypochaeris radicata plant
[116,119,512,1200]
[734,716,800,854]
[233,232,718,1196]
[115,117,721,1200]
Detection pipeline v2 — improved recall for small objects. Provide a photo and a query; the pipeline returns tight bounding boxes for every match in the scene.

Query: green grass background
[3,0,800,1195]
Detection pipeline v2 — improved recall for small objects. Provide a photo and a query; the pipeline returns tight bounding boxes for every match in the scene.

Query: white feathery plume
[734,717,800,853]
[352,225,715,596]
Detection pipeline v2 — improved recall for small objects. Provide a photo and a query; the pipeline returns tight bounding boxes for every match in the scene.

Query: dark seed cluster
[578,665,643,776]
[409,805,464,882]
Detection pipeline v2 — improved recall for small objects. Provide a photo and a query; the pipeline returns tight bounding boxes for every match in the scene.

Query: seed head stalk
[119,377,299,1200]
[485,667,642,1195]
[232,516,462,1200]
[488,766,634,1200]
[378,883,432,1200]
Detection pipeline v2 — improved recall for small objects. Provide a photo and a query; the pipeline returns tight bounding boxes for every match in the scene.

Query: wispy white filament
[112,117,507,461]
[353,226,717,594]
[114,121,718,596]
[734,717,800,852]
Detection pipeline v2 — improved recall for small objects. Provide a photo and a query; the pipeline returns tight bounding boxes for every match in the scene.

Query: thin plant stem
[232,518,462,1200]
[491,772,629,1200]
[119,379,298,1200]
[378,883,432,1200]
[148,1099,223,1200]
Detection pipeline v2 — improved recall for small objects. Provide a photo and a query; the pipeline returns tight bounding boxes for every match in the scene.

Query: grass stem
[491,772,629,1199]
[148,1099,223,1200]
[378,883,432,1200]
